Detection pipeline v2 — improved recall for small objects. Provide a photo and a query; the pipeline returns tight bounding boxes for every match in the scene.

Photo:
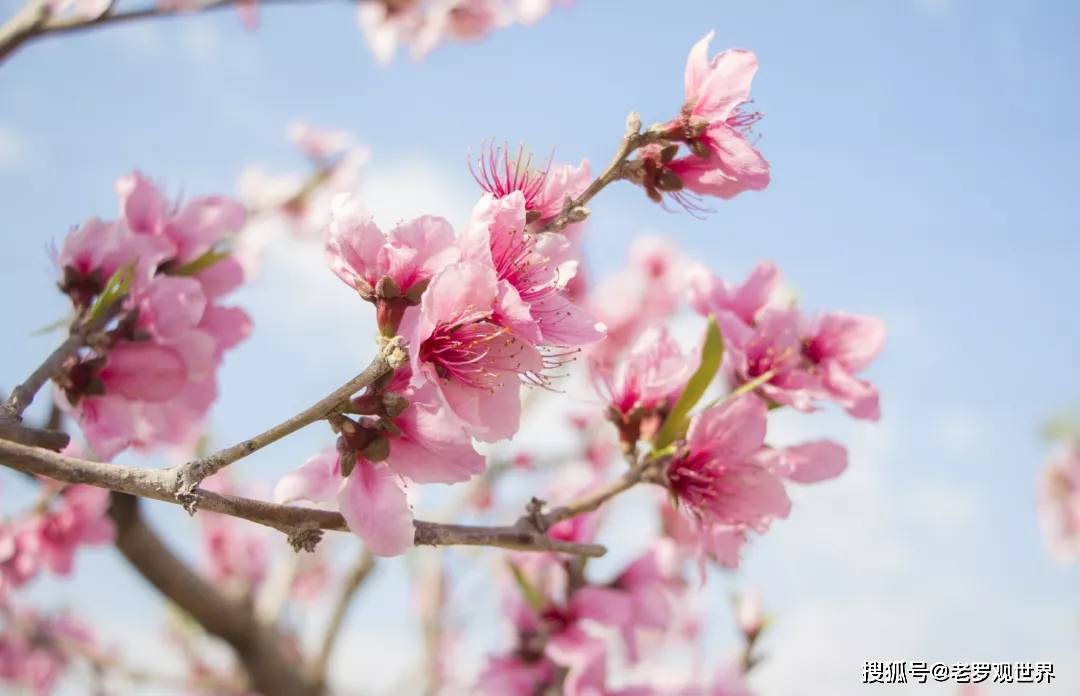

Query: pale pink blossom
[688,261,781,326]
[277,381,484,556]
[358,0,425,64]
[471,144,591,225]
[611,540,686,662]
[288,121,354,161]
[276,450,415,557]
[669,32,770,200]
[1038,442,1080,563]
[197,475,269,589]
[57,172,251,460]
[325,193,459,328]
[719,307,821,412]
[409,260,543,441]
[597,326,693,418]
[667,395,790,534]
[801,311,886,421]
[586,237,684,369]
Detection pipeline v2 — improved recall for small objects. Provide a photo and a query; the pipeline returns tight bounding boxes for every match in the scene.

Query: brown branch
[0,0,358,65]
[2,302,122,421]
[174,336,406,509]
[0,438,608,556]
[307,548,375,685]
[538,112,667,234]
[108,493,320,696]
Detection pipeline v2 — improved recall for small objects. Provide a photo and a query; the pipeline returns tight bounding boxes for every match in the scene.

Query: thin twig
[2,301,122,420]
[308,549,375,684]
[538,112,667,233]
[174,336,406,510]
[0,0,359,65]
[0,438,608,556]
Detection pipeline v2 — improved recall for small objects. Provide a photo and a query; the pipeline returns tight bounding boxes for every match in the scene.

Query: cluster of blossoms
[0,605,97,695]
[53,172,251,459]
[1038,438,1080,563]
[360,0,570,64]
[276,154,604,553]
[0,471,114,597]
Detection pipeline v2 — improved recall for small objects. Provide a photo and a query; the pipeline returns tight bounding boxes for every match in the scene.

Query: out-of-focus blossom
[687,261,781,326]
[197,474,269,590]
[801,312,886,421]
[55,172,251,460]
[0,608,95,696]
[1039,442,1080,563]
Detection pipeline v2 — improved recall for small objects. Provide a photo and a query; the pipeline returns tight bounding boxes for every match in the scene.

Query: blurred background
[1,0,1078,693]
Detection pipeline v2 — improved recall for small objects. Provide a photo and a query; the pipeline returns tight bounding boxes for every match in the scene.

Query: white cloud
[0,124,27,171]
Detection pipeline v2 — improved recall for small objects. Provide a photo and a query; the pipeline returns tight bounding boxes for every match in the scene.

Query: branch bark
[0,0,357,65]
[108,493,320,696]
[538,112,667,233]
[175,336,405,509]
[0,438,609,556]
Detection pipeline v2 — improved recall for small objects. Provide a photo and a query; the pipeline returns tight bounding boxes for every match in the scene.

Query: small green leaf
[87,263,134,321]
[168,247,231,277]
[507,561,545,612]
[31,314,73,336]
[652,316,724,451]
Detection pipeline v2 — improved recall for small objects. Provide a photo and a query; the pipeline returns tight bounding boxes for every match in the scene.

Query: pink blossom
[409,260,543,441]
[687,261,781,326]
[764,440,848,484]
[801,311,886,421]
[463,191,604,349]
[56,172,251,460]
[612,541,686,662]
[325,194,459,330]
[662,499,748,570]
[587,237,684,369]
[471,144,591,225]
[56,218,173,308]
[1038,443,1080,563]
[288,121,354,162]
[669,32,770,200]
[667,395,790,533]
[720,307,821,412]
[598,327,693,418]
[277,414,476,556]
[197,475,269,589]
[477,654,555,696]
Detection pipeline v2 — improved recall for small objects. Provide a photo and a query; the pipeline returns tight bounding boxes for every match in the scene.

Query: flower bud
[381,391,409,419]
[362,435,390,462]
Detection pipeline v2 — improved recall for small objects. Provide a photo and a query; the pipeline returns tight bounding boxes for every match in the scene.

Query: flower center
[470,143,551,213]
[419,319,513,390]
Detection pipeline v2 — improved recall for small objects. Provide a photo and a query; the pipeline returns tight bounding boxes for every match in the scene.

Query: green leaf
[507,561,545,612]
[31,314,73,336]
[168,247,231,277]
[652,316,724,452]
[87,263,134,321]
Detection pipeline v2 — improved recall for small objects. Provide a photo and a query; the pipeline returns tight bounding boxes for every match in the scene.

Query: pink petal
[775,440,848,484]
[338,460,414,556]
[274,450,342,504]
[687,394,768,463]
[199,304,252,353]
[166,196,247,263]
[387,384,484,484]
[99,342,187,402]
[115,171,165,235]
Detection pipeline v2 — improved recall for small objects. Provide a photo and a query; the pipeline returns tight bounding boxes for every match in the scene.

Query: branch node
[287,527,323,553]
[377,334,409,370]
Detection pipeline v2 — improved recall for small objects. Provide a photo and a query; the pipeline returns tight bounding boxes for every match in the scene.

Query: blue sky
[1,0,1079,693]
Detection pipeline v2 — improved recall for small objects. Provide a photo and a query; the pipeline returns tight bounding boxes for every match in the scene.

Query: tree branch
[174,336,406,509]
[0,438,609,556]
[538,112,667,233]
[0,0,358,65]
[307,548,375,685]
[108,493,320,696]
